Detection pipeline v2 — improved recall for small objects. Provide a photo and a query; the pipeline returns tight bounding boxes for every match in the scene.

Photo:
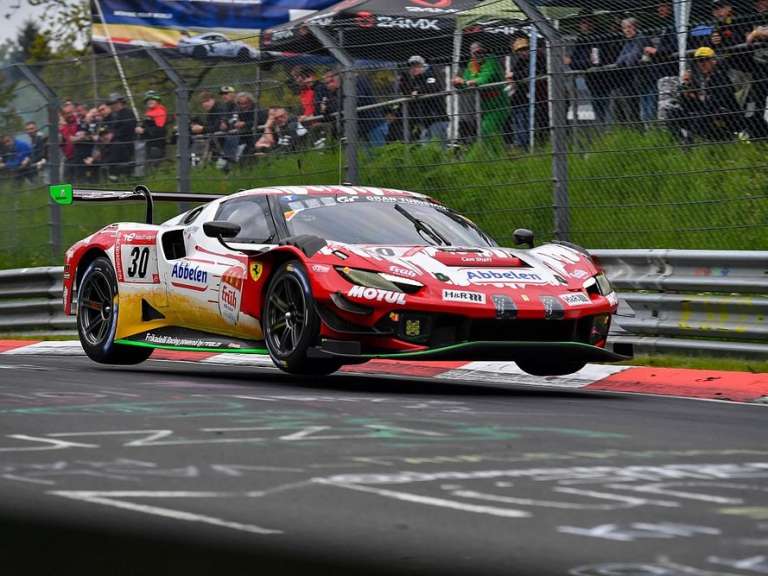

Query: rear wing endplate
[49,184,223,224]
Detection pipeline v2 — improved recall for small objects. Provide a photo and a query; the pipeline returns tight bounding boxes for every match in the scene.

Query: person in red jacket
[136,90,168,163]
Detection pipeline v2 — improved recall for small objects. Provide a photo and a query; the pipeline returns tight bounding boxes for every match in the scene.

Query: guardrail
[1,250,767,358]
[0,267,75,335]
[591,250,768,359]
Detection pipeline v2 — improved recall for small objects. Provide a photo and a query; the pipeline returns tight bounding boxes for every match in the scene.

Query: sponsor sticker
[171,261,208,291]
[249,262,263,282]
[348,285,406,305]
[312,264,331,273]
[560,292,591,307]
[442,289,486,304]
[389,265,419,278]
[464,269,545,285]
[219,268,244,325]
[606,292,618,307]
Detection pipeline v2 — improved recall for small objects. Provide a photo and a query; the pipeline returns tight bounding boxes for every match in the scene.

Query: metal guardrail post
[309,25,358,185]
[146,49,191,203]
[16,64,62,260]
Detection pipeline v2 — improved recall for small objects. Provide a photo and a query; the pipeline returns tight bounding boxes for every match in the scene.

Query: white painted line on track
[48,490,283,535]
[315,479,531,518]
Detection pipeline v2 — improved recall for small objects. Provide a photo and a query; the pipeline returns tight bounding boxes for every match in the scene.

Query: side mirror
[203,221,241,239]
[513,228,534,249]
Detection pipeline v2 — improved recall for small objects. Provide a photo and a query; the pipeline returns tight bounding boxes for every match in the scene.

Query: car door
[209,195,277,331]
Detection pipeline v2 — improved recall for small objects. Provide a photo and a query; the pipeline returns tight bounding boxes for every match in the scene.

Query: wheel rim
[266,275,307,356]
[79,270,115,346]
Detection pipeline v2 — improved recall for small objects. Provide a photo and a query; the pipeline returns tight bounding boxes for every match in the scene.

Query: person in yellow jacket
[453,41,508,139]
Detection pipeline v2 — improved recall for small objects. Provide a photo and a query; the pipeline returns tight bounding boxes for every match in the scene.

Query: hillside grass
[1,128,767,269]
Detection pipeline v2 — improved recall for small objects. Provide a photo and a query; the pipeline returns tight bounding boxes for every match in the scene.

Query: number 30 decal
[127,247,150,278]
[119,244,158,284]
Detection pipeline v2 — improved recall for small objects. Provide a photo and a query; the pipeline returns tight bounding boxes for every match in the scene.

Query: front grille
[469,319,579,343]
[378,312,600,348]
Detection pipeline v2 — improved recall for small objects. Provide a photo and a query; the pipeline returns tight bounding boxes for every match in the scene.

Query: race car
[176,32,259,61]
[51,183,628,377]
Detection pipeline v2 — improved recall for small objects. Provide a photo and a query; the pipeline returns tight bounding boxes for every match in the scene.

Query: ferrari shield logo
[249,262,263,282]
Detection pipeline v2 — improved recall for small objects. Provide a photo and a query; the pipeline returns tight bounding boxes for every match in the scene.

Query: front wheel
[77,256,153,365]
[516,360,586,377]
[263,261,342,376]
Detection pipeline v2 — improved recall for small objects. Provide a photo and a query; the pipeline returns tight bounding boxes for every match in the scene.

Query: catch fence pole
[17,64,62,260]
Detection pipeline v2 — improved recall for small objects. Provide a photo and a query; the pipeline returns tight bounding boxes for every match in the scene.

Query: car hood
[317,242,599,292]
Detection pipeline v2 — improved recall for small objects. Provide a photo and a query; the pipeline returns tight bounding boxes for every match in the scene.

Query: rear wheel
[516,360,586,377]
[263,262,342,376]
[77,257,153,365]
[236,48,251,62]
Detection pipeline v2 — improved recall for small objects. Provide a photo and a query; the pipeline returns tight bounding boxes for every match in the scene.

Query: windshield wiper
[394,204,451,246]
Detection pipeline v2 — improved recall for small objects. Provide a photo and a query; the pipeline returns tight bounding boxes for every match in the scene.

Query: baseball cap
[694,46,716,59]
[106,92,125,104]
[712,0,732,6]
[408,55,426,66]
[143,90,162,102]
[512,37,530,52]
[219,85,236,94]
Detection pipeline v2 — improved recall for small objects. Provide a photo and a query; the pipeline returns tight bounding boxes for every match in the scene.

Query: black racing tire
[516,360,587,377]
[76,256,153,365]
[192,46,207,59]
[263,261,343,376]
[237,48,251,62]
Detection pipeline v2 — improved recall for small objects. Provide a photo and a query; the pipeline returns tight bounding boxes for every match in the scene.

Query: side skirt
[116,326,267,355]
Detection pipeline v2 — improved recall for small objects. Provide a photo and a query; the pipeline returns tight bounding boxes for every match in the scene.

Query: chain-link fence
[1,0,767,269]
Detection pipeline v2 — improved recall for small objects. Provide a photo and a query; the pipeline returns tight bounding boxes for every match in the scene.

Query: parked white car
[177,33,259,61]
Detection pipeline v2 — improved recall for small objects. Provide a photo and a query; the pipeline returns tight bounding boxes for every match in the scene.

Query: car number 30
[127,247,150,278]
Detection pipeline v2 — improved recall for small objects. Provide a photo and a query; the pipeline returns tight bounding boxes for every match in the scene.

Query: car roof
[233,185,431,199]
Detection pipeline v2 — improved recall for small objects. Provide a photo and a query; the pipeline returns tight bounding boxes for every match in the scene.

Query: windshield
[280,195,496,247]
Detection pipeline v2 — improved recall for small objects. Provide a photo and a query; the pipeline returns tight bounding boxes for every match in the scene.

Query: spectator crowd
[5,0,768,185]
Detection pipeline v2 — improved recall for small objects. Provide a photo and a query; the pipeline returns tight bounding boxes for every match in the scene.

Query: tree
[26,0,90,53]
[12,20,52,62]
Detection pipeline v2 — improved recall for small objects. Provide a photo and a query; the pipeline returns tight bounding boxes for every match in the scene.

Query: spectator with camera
[669,46,742,144]
[254,107,298,153]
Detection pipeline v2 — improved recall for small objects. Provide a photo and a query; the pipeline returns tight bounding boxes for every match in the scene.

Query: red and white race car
[53,184,627,376]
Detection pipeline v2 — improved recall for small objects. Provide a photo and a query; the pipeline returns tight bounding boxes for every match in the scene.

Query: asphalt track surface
[1,355,767,576]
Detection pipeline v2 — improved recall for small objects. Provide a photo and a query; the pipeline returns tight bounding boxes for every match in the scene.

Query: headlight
[336,267,423,294]
[583,272,613,296]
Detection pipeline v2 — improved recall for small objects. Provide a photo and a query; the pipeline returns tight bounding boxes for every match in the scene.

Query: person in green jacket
[453,41,508,139]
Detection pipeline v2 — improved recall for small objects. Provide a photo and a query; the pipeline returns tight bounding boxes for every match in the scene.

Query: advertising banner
[91,0,338,58]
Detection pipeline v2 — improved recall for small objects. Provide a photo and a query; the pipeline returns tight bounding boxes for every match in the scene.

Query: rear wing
[49,184,223,224]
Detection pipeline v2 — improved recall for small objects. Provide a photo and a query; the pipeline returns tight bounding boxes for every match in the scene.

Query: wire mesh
[1,0,767,269]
